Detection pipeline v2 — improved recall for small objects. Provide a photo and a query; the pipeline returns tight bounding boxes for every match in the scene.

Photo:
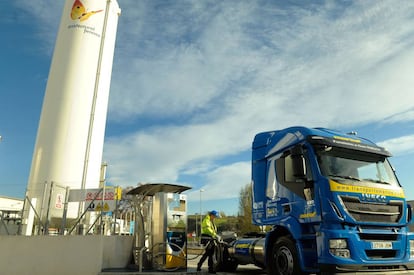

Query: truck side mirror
[408,204,413,224]
[291,146,306,179]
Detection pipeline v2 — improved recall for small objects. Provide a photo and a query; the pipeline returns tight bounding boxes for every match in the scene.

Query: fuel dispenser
[153,192,188,269]
[127,183,191,272]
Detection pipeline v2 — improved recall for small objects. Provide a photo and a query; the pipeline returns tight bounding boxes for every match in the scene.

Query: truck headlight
[410,240,414,258]
[329,239,350,258]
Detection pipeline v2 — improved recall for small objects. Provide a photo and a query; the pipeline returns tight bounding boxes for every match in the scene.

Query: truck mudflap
[320,263,414,274]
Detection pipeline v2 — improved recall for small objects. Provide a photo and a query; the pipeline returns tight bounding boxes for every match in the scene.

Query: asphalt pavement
[187,254,266,275]
[99,250,266,275]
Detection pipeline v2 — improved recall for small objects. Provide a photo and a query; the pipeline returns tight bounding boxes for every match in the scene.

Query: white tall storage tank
[22,0,121,235]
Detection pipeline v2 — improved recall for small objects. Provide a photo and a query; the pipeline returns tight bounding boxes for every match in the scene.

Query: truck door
[275,148,313,199]
[275,147,317,221]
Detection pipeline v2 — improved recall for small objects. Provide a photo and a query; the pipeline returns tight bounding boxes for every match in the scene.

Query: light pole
[199,189,204,244]
[195,212,198,244]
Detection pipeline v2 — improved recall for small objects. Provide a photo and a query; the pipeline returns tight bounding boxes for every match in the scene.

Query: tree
[237,183,261,235]
[115,186,135,216]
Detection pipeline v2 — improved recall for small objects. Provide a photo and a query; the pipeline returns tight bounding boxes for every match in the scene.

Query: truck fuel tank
[227,236,266,267]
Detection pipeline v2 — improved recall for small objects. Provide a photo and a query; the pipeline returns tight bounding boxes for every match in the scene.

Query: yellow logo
[329,180,405,198]
[235,243,250,249]
[333,135,361,143]
[300,212,316,219]
[70,0,103,22]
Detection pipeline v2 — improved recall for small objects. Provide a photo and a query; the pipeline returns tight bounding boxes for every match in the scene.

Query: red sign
[85,190,115,201]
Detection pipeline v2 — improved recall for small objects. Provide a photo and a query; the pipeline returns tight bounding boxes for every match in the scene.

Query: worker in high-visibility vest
[197,210,221,274]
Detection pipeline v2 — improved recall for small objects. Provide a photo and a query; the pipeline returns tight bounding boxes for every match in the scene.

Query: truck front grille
[358,233,398,241]
[340,196,403,223]
[365,250,397,258]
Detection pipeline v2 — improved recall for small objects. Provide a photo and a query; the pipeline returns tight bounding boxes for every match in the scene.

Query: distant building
[0,196,23,235]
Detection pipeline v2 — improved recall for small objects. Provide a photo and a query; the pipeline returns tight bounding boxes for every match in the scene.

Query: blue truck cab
[251,126,414,274]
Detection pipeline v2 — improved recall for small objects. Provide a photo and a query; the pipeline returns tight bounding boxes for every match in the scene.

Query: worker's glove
[216,235,222,242]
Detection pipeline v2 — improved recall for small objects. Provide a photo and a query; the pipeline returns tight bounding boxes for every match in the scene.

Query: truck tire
[212,241,222,272]
[220,243,239,272]
[221,259,239,272]
[268,236,301,275]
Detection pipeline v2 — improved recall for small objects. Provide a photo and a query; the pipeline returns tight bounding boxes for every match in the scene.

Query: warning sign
[87,200,115,212]
[68,187,120,212]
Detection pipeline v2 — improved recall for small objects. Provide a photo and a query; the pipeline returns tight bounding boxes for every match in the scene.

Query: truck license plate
[371,241,392,249]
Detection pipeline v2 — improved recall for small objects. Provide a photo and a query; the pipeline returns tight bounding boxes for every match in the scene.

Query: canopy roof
[127,183,191,196]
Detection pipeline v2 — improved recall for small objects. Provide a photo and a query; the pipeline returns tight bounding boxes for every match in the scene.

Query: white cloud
[104,122,252,187]
[186,161,251,201]
[378,135,414,156]
[108,0,414,125]
[109,1,262,121]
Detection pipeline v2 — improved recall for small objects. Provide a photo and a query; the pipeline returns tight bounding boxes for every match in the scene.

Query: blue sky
[1,0,414,216]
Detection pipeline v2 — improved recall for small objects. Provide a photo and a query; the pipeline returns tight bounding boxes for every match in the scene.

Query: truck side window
[266,159,277,199]
[276,149,313,199]
[285,156,296,182]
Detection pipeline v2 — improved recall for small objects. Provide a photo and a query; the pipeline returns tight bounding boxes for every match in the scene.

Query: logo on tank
[67,0,104,37]
[70,0,103,22]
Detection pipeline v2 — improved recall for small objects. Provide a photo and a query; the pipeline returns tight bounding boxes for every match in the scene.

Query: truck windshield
[315,147,399,187]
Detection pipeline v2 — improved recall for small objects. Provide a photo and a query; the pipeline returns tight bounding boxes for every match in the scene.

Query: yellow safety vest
[201,214,217,238]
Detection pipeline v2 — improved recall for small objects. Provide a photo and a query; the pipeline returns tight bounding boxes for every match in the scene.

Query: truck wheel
[220,244,239,272]
[221,258,238,272]
[212,241,222,272]
[268,236,301,275]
